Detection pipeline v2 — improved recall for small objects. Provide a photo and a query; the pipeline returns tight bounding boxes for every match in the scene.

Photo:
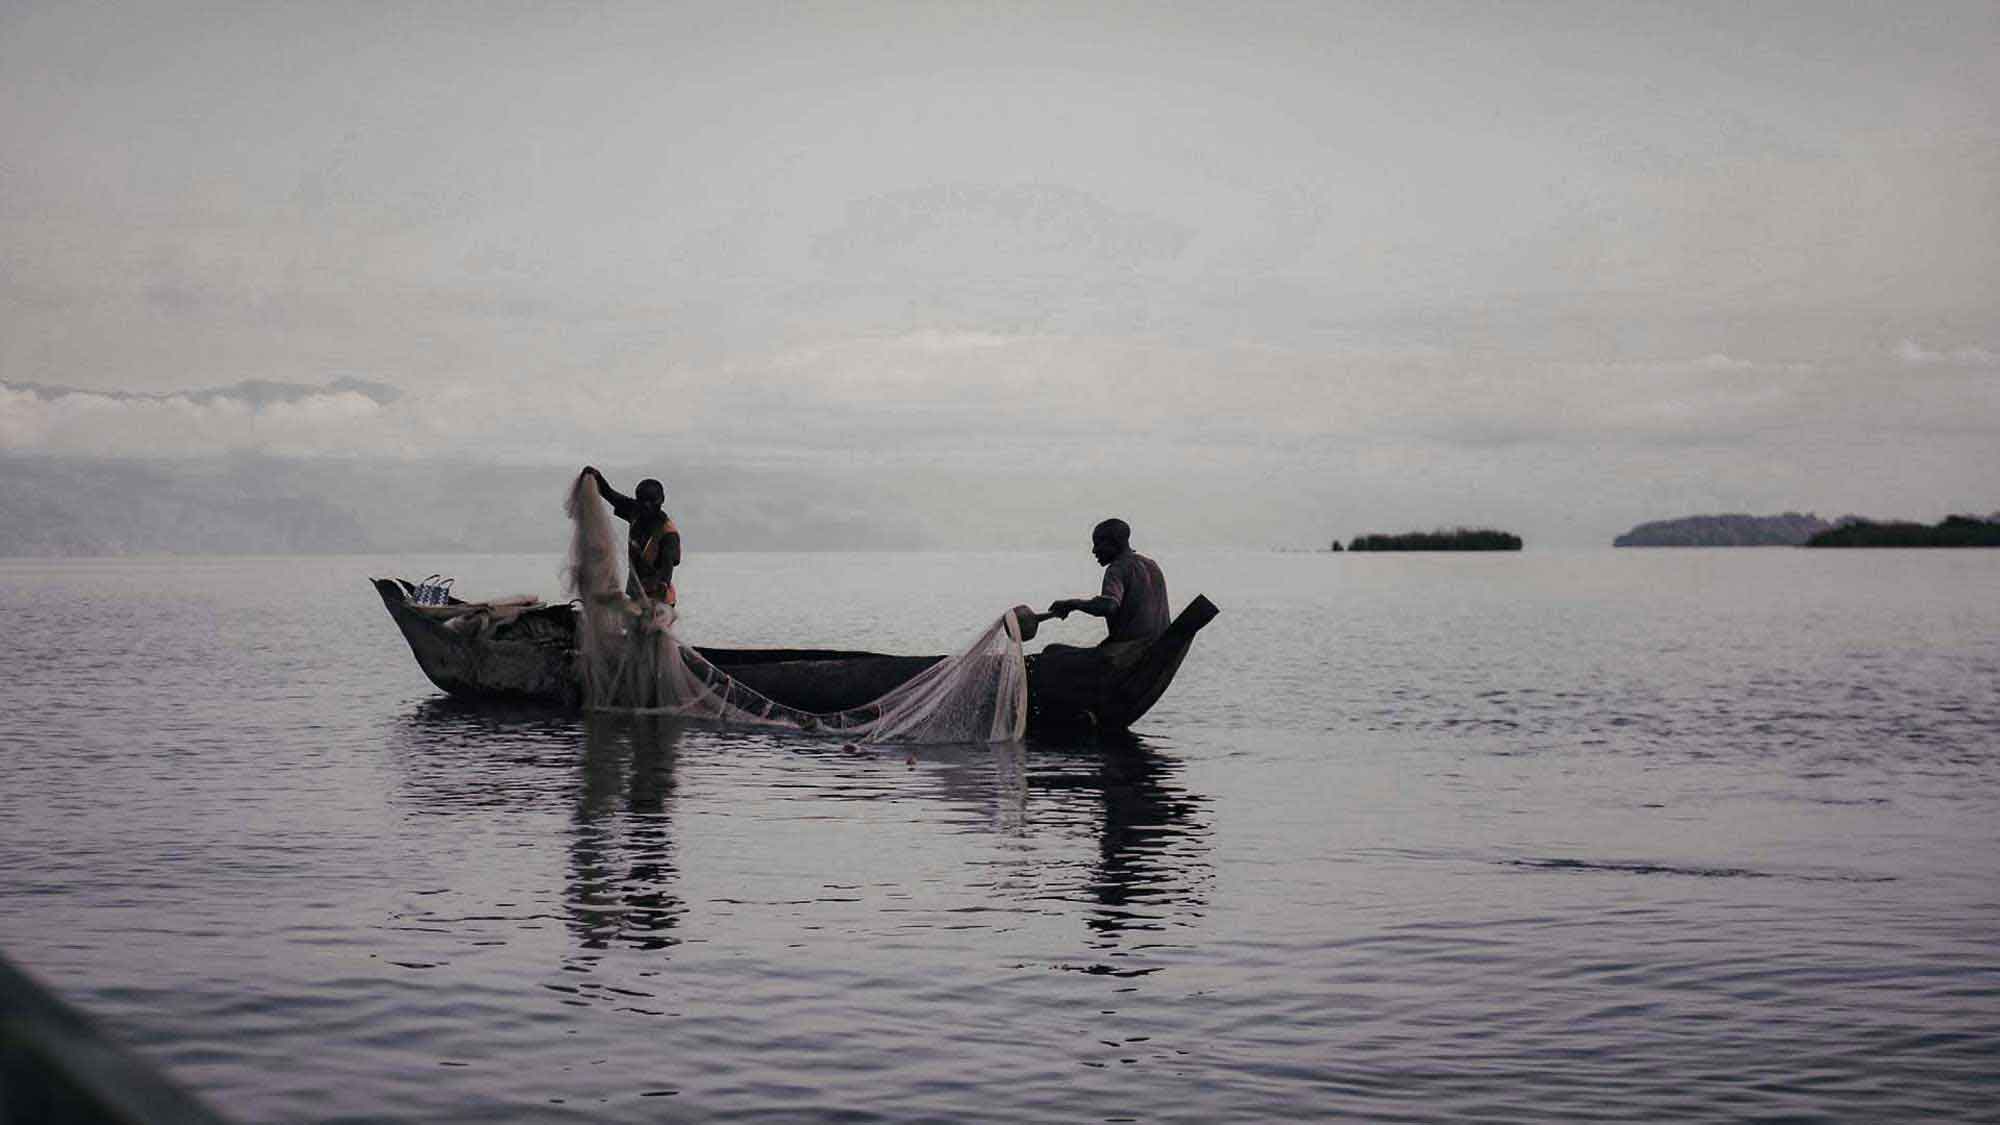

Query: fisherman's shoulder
[1104,552,1148,585]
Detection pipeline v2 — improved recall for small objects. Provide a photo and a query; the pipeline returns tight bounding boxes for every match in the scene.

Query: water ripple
[2,553,1998,1121]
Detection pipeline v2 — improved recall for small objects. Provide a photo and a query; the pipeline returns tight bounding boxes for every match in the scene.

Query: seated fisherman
[1046,518,1169,646]
[582,466,681,606]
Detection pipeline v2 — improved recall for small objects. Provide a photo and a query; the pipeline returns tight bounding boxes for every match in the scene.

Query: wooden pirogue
[371,578,1217,735]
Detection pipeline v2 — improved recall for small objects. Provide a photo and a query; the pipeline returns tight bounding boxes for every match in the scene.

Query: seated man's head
[636,478,666,510]
[1091,518,1131,565]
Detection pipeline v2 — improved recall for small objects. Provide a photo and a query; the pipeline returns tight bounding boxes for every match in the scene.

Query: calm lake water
[2,548,1997,1122]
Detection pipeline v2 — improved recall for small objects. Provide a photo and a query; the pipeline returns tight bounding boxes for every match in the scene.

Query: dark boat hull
[371,578,1215,735]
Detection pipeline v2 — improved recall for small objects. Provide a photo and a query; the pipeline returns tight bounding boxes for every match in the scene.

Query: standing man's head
[636,479,666,510]
[1091,518,1131,566]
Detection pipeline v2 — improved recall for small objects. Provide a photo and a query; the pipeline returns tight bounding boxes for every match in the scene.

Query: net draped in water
[562,472,1026,743]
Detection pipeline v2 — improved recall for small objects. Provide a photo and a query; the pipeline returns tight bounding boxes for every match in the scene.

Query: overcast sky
[3,0,1996,547]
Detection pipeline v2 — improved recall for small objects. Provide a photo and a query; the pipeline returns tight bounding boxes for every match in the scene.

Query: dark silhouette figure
[582,466,681,604]
[1046,518,1170,645]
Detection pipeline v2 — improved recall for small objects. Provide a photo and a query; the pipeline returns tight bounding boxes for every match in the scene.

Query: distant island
[1805,514,2000,548]
[1613,512,1833,547]
[1346,528,1522,552]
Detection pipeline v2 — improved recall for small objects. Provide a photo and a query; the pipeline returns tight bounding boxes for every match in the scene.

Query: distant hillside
[1805,514,2000,548]
[1348,528,1522,552]
[0,456,924,557]
[1614,512,1833,547]
[0,459,374,556]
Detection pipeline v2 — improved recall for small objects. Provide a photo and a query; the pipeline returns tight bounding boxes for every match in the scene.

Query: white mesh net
[562,472,1027,743]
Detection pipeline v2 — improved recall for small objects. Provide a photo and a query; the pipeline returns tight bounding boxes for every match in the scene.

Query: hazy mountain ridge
[1613,512,1840,547]
[0,459,373,556]
[6,377,401,406]
[0,457,920,557]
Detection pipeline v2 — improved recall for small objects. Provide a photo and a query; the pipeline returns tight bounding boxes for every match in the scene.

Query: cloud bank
[0,379,402,458]
[3,1,1996,547]
[1895,339,1999,368]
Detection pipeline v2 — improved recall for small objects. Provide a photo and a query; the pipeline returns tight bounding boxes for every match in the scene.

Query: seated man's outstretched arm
[1047,594,1114,619]
[1048,563,1128,619]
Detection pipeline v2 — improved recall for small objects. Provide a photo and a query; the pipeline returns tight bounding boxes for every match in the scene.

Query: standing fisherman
[581,467,680,606]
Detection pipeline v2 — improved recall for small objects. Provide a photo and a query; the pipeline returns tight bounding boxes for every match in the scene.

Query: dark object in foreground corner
[0,953,232,1124]
[1804,514,2000,548]
[1347,528,1523,551]
[370,578,1218,735]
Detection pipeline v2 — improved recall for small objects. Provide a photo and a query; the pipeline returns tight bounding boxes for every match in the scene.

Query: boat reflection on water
[389,697,581,813]
[1028,732,1212,949]
[886,730,1212,949]
[391,702,1208,955]
[388,701,689,953]
[568,712,686,952]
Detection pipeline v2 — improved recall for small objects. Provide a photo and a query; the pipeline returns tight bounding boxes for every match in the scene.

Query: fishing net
[562,472,1027,743]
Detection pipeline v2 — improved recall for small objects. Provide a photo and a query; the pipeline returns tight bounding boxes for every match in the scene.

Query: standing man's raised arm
[582,466,636,520]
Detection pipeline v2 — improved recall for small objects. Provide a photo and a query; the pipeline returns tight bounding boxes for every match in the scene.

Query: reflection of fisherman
[582,467,681,606]
[1047,518,1169,646]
